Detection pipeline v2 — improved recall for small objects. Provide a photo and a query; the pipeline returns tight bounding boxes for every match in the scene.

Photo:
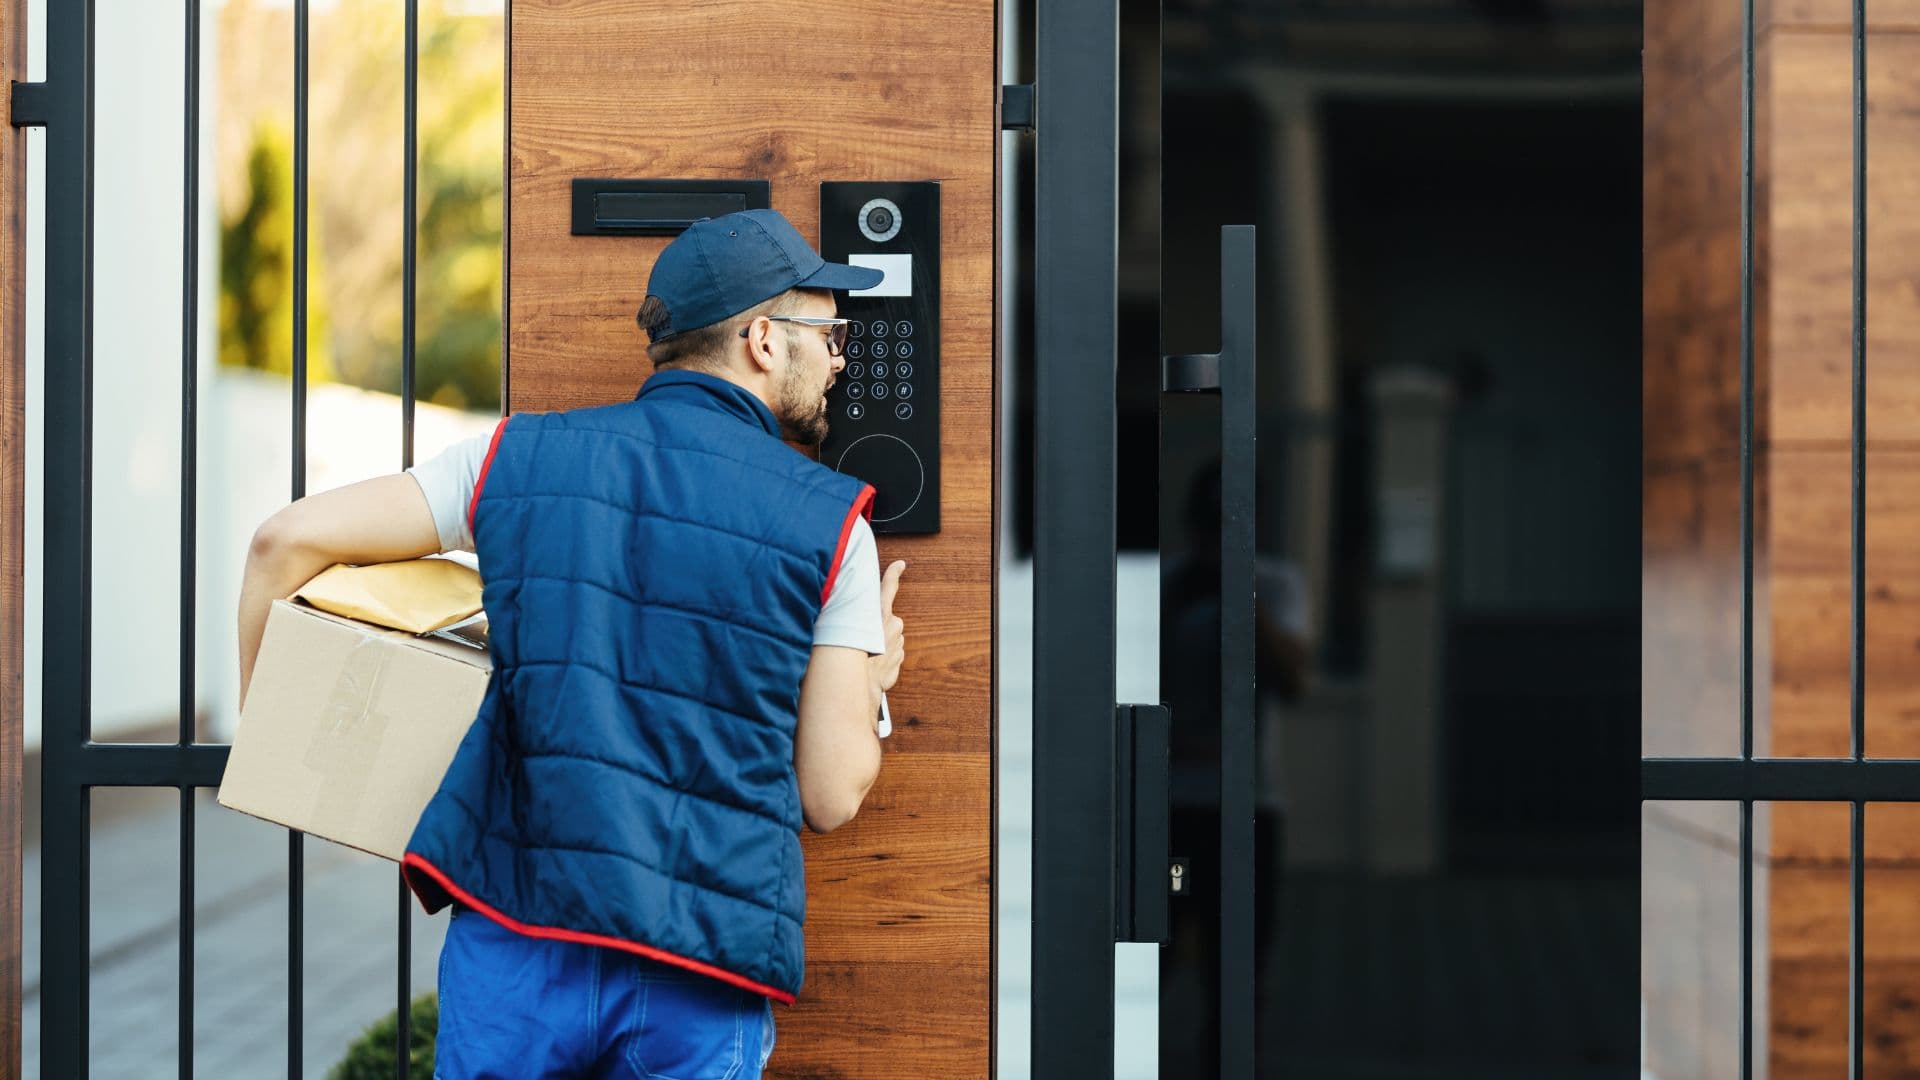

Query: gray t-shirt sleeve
[406,431,491,554]
[812,515,885,654]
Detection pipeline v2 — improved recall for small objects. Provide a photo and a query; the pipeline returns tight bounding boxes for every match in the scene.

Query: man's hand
[238,474,442,708]
[869,560,908,704]
[794,559,906,833]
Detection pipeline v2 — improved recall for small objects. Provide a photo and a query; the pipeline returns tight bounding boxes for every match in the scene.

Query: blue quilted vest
[403,369,875,1003]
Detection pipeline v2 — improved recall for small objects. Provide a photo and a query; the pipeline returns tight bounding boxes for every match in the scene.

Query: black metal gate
[1025,0,1261,1073]
[23,1,438,1075]
[1024,0,1902,1077]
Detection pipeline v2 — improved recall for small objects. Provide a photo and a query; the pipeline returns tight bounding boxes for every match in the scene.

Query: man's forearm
[236,531,334,710]
[234,475,446,709]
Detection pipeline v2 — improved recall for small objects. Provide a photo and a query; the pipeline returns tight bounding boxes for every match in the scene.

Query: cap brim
[797,261,886,293]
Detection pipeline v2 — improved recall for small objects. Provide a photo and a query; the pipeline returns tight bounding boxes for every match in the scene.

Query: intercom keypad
[819,181,941,534]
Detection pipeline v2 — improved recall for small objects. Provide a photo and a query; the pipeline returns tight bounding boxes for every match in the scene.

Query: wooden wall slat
[1,0,25,1073]
[1652,0,1920,1069]
[509,1,996,1073]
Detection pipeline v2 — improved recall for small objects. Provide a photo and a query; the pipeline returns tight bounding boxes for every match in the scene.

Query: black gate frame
[1026,0,1260,1075]
[25,1,440,1075]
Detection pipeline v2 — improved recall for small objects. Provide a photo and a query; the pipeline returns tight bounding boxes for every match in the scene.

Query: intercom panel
[819,181,940,534]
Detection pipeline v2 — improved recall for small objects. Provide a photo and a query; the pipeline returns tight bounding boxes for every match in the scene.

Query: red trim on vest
[402,852,796,1005]
[820,485,876,606]
[466,416,512,536]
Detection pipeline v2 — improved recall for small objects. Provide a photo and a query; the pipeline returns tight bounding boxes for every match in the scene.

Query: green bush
[327,992,437,1080]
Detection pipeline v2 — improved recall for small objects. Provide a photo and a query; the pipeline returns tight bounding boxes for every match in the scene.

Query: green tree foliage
[220,0,502,411]
[412,9,504,412]
[326,993,437,1080]
[219,121,336,382]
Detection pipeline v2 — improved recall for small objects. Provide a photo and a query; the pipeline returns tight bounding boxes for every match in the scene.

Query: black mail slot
[570,179,772,236]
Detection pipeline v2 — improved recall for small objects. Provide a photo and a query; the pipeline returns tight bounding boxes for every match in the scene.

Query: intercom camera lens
[856,197,904,243]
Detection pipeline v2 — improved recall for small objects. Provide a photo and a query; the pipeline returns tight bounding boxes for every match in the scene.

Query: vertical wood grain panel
[0,0,25,1072]
[1653,0,1920,1067]
[508,1,996,1074]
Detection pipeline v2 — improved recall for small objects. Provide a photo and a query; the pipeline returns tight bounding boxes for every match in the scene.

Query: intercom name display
[819,181,940,534]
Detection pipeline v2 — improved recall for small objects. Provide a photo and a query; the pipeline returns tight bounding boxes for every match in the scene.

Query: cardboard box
[217,596,490,861]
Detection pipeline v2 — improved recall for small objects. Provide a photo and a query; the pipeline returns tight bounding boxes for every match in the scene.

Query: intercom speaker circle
[858,197,904,243]
[835,433,926,523]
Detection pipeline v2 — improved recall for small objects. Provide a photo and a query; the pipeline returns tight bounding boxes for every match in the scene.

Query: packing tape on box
[303,636,394,829]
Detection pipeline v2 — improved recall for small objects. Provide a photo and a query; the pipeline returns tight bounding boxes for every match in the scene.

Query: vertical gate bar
[1738,0,1755,771]
[41,0,95,1074]
[1217,228,1256,1079]
[1740,799,1753,1080]
[397,2,420,1073]
[1851,0,1867,768]
[289,2,310,1076]
[178,0,202,1073]
[1030,0,1119,1071]
[1850,0,1868,1073]
[1851,800,1865,1078]
[402,0,418,475]
[1738,0,1755,1065]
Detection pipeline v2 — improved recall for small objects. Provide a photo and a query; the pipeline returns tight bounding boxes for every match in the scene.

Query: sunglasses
[739,316,852,357]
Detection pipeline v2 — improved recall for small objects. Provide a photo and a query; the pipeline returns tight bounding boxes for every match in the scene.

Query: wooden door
[506,2,996,1075]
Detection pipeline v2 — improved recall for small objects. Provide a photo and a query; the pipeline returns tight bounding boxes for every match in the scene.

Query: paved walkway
[25,789,447,1078]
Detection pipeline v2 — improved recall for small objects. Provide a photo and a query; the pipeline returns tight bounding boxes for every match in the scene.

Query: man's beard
[778,362,831,446]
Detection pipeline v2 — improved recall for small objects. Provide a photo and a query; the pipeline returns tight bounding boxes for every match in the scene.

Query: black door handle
[1161,224,1257,1080]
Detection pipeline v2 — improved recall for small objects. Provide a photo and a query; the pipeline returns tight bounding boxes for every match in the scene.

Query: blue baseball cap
[639,209,884,342]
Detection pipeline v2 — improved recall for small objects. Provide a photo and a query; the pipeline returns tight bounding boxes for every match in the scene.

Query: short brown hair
[638,290,805,372]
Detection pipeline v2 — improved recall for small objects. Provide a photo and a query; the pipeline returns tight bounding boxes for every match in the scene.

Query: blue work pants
[435,908,777,1080]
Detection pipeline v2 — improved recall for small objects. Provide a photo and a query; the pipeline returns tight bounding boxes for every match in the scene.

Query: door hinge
[10,81,48,128]
[1001,83,1035,133]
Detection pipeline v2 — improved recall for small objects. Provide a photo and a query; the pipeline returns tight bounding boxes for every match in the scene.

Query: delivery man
[237,209,908,1079]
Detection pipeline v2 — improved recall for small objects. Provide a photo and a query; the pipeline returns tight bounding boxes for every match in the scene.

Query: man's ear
[741,313,771,372]
[742,316,779,375]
